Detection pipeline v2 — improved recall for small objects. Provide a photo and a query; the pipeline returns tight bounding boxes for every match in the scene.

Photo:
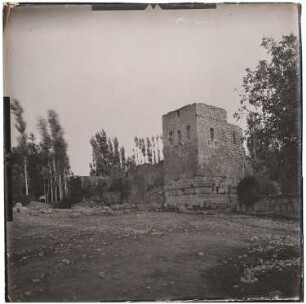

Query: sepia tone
[163,103,245,209]
[4,3,302,302]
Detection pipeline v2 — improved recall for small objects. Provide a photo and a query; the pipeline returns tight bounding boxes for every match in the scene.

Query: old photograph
[3,2,302,301]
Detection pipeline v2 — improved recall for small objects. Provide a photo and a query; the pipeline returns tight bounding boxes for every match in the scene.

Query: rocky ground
[6,204,302,301]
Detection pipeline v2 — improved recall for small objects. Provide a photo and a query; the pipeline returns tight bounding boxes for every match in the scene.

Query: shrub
[237,175,281,208]
[52,197,74,209]
[237,176,261,208]
[260,179,281,196]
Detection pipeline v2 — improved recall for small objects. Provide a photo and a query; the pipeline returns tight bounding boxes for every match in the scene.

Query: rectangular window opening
[232,133,237,144]
[169,131,174,145]
[177,130,182,145]
[187,125,191,140]
[210,128,214,140]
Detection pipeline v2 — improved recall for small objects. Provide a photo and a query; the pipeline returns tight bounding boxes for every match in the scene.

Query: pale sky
[4,3,299,175]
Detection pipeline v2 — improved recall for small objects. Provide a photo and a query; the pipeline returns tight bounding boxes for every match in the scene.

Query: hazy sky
[4,3,299,175]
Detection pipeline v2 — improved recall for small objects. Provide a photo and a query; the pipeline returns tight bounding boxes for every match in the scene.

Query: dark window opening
[169,131,174,145]
[232,133,237,144]
[177,110,180,118]
[210,128,214,140]
[177,130,182,145]
[187,125,191,139]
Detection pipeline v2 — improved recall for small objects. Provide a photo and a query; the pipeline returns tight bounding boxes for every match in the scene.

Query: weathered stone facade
[162,103,245,209]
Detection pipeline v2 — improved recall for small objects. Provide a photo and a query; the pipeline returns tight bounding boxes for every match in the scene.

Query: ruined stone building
[162,103,245,209]
[74,102,245,210]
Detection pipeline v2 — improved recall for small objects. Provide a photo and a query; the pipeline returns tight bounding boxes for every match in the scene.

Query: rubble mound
[27,201,51,210]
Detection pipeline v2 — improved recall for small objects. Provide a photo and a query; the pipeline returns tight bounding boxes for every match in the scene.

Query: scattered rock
[61,259,70,265]
[81,209,93,216]
[28,201,50,210]
[250,236,259,242]
[40,209,52,214]
[269,290,284,299]
[24,291,32,296]
[98,271,106,278]
[32,278,41,283]
[198,252,204,257]
[30,211,39,216]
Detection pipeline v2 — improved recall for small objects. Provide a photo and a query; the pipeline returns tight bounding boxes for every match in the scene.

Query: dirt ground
[6,208,302,301]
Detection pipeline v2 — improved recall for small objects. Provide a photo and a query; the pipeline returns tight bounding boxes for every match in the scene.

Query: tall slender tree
[134,137,139,165]
[47,110,70,202]
[146,137,153,164]
[151,136,156,164]
[37,118,53,202]
[120,146,126,169]
[11,99,29,196]
[113,137,120,172]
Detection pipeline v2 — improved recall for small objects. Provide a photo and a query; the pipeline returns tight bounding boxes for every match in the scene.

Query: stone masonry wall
[162,104,199,183]
[196,103,245,186]
[238,195,300,219]
[162,103,245,209]
[127,162,164,207]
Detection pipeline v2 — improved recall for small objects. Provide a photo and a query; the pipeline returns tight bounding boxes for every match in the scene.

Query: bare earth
[6,209,302,301]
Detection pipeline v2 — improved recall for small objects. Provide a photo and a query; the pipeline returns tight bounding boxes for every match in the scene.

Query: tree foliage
[10,100,71,204]
[90,130,164,176]
[89,129,134,176]
[132,135,163,165]
[235,34,301,194]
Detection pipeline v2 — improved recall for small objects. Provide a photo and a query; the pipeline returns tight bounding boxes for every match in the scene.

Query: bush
[260,179,281,196]
[237,175,281,208]
[237,176,262,208]
[52,197,74,209]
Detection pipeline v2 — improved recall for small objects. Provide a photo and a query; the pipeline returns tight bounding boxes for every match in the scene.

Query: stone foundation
[164,176,238,210]
[238,195,300,219]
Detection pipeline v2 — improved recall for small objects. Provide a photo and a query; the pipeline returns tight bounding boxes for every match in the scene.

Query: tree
[235,34,301,194]
[156,135,163,163]
[146,137,153,164]
[10,101,71,204]
[90,130,127,176]
[47,110,70,202]
[37,118,53,202]
[120,146,126,169]
[134,137,139,165]
[113,137,120,172]
[140,138,146,164]
[151,136,156,164]
[90,129,110,176]
[11,99,29,197]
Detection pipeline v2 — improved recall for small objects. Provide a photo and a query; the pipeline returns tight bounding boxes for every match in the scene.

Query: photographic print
[3,2,302,301]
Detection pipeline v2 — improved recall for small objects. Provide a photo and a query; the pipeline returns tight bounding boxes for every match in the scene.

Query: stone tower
[162,103,245,209]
